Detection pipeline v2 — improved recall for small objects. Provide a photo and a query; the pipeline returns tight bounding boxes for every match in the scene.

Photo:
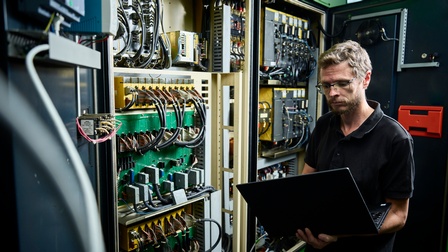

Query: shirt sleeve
[380,133,415,199]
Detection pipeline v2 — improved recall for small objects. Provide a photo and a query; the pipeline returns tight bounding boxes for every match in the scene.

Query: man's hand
[296,228,338,249]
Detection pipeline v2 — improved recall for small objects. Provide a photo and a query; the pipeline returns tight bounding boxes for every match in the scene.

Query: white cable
[25,44,105,252]
[249,232,269,252]
[53,14,64,36]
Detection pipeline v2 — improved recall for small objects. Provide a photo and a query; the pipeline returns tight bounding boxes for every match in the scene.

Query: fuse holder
[397,105,443,138]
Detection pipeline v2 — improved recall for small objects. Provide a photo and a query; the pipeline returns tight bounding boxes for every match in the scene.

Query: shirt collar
[332,100,384,139]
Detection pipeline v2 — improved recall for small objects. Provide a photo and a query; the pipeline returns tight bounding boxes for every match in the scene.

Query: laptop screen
[236,168,383,238]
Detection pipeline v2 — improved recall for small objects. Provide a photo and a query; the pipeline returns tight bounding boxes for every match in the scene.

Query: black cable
[153,184,171,205]
[188,90,207,147]
[146,191,156,207]
[115,0,132,57]
[137,196,173,213]
[286,111,312,150]
[137,89,166,154]
[115,88,138,112]
[143,202,174,212]
[155,90,183,149]
[189,89,207,121]
[133,202,140,213]
[189,95,206,125]
[307,29,318,51]
[149,89,168,150]
[286,124,306,150]
[134,0,159,69]
[318,19,351,39]
[143,200,155,211]
[158,34,172,69]
[174,90,206,148]
[186,186,216,200]
[196,218,222,252]
[258,121,271,136]
[222,233,232,252]
[129,2,146,63]
[185,230,192,251]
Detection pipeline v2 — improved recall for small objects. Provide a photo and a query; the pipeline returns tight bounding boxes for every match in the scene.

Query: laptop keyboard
[370,203,391,228]
[371,211,386,225]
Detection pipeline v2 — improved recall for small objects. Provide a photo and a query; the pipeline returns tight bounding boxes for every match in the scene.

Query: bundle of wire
[76,116,122,144]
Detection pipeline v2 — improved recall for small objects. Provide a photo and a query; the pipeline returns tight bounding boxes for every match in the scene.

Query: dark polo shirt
[304,100,415,252]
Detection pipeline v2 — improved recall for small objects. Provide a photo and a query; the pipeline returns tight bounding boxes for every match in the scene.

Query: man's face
[319,62,364,115]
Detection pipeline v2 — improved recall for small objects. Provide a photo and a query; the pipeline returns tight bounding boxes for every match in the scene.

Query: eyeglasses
[315,78,355,94]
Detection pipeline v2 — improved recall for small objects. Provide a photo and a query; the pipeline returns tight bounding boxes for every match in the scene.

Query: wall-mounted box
[398,105,443,138]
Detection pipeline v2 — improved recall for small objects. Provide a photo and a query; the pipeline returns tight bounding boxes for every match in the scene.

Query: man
[296,40,415,251]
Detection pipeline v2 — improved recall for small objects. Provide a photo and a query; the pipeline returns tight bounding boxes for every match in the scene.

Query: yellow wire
[44,13,55,33]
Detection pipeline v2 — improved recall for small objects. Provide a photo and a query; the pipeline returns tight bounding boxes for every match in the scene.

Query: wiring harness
[124,210,221,252]
[116,87,207,152]
[114,0,172,69]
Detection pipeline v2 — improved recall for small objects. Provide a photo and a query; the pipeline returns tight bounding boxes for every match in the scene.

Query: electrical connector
[124,86,133,95]
[125,185,140,204]
[135,183,149,202]
[77,113,122,144]
[188,169,200,186]
[162,180,175,192]
[174,172,188,189]
[191,168,205,185]
[171,188,188,204]
[137,172,149,184]
[143,166,159,184]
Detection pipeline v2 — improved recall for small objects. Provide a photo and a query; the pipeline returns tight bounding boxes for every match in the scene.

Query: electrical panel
[257,6,316,158]
[167,30,200,66]
[112,1,208,71]
[258,87,311,157]
[118,192,221,252]
[110,1,223,251]
[113,1,172,69]
[252,3,323,249]
[257,5,317,157]
[212,4,246,72]
[260,7,316,86]
[257,158,298,181]
[113,68,220,251]
[114,76,196,111]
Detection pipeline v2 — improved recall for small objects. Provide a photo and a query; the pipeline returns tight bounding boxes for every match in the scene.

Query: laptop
[236,167,391,238]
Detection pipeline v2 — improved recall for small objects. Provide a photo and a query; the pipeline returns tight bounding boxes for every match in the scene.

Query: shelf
[210,71,249,249]
[118,195,207,226]
[113,67,211,76]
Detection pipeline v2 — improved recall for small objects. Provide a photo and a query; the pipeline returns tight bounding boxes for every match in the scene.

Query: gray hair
[318,40,372,79]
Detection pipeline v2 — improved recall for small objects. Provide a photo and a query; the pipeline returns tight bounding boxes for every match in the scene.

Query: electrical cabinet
[111,68,221,252]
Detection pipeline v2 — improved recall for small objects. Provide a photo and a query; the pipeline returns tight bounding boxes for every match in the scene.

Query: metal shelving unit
[210,72,250,252]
